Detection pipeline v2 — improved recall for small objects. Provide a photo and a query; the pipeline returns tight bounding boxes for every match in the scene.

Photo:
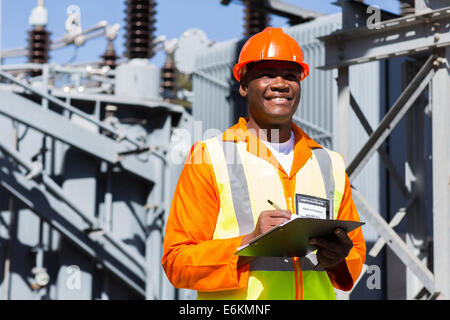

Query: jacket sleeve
[327,174,366,291]
[161,142,249,292]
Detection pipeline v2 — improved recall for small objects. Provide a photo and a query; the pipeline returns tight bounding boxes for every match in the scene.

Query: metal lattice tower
[124,0,157,59]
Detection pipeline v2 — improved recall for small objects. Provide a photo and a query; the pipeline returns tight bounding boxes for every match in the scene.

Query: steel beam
[404,58,428,299]
[346,54,438,181]
[318,7,450,70]
[349,93,411,198]
[336,67,351,161]
[352,190,435,295]
[0,89,157,184]
[349,204,409,294]
[431,47,450,299]
[332,0,399,30]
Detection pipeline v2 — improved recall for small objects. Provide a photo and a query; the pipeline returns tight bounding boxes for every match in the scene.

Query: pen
[268,199,322,270]
[267,199,282,210]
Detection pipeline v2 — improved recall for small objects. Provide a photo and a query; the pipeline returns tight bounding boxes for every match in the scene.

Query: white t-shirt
[261,130,295,175]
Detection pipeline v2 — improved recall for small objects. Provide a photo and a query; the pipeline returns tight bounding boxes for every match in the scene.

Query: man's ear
[239,83,248,98]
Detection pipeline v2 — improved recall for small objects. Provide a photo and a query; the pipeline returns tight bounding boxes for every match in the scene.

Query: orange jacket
[162,118,366,292]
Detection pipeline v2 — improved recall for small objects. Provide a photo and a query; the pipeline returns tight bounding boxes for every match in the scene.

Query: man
[162,27,365,300]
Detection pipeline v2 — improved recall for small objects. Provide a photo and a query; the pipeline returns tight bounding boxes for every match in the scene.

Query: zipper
[288,197,293,212]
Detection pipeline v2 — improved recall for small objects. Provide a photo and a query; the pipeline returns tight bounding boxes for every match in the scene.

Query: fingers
[316,251,338,269]
[309,228,352,250]
[262,210,292,219]
[334,228,353,247]
[256,210,291,235]
[309,228,353,268]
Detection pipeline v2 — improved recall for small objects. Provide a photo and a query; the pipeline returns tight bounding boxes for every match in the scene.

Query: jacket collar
[221,117,323,177]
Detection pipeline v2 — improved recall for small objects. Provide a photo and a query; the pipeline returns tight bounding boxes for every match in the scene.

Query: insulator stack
[124,0,157,59]
[101,40,119,70]
[161,53,177,99]
[398,0,415,15]
[243,0,270,37]
[27,25,51,76]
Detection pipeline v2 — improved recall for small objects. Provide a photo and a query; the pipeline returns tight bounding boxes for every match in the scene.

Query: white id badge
[295,194,330,220]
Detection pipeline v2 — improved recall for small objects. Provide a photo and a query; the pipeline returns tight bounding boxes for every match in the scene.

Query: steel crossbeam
[318,6,450,70]
[0,89,157,184]
[352,190,436,295]
[346,54,438,181]
[349,93,410,199]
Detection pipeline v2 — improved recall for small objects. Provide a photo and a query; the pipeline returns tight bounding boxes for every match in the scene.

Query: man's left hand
[309,228,353,270]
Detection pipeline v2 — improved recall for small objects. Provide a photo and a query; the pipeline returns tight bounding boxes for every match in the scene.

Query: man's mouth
[265,97,292,104]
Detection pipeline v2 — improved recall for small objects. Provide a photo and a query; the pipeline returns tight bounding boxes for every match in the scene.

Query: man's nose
[270,76,289,91]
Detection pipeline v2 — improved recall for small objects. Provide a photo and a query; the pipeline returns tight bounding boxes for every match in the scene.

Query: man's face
[239,60,301,126]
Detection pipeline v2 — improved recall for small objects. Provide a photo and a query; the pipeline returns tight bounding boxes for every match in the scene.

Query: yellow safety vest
[197,135,346,300]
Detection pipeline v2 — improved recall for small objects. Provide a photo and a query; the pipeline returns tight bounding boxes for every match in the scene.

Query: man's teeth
[270,97,288,103]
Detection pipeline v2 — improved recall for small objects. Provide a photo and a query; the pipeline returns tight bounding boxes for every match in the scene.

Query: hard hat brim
[233,59,310,83]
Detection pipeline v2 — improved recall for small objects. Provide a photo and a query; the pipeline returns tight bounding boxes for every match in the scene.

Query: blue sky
[1,0,400,68]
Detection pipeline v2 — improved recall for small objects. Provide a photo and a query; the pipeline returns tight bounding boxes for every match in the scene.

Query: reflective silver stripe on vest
[249,254,325,272]
[250,257,295,271]
[216,137,255,235]
[216,136,329,272]
[312,148,335,220]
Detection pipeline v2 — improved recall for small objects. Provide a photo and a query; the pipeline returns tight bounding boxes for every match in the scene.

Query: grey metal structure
[0,62,192,299]
[319,0,450,299]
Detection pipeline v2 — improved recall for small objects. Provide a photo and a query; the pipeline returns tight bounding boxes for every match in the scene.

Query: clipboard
[235,217,364,259]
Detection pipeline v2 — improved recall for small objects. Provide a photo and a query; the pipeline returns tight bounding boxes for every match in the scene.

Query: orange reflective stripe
[292,257,299,300]
[292,257,304,300]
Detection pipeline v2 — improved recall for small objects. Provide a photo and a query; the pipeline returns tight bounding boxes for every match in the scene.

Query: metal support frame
[430,46,450,299]
[320,2,450,299]
[346,54,438,180]
[333,0,400,30]
[0,89,158,184]
[352,190,435,294]
[0,141,148,297]
[319,6,450,70]
[349,93,410,198]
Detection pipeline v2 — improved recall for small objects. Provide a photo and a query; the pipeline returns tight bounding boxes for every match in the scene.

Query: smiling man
[162,27,366,300]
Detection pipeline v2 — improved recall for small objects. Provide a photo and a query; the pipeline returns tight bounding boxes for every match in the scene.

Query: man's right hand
[241,210,291,246]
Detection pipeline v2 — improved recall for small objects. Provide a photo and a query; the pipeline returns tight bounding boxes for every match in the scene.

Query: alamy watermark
[366,264,381,290]
[367,5,381,30]
[66,265,81,290]
[168,120,283,166]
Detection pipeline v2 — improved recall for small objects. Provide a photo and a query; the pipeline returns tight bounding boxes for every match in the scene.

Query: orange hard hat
[233,27,310,82]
